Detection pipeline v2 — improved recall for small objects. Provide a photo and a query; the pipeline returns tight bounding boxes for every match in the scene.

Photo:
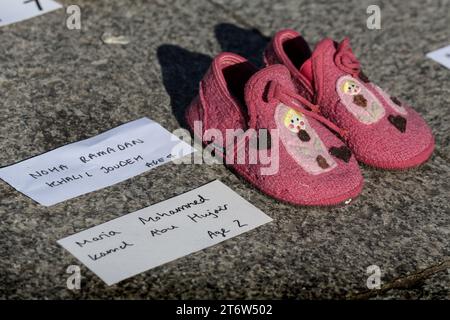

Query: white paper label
[0,0,62,27]
[0,118,195,206]
[426,45,450,69]
[57,180,272,285]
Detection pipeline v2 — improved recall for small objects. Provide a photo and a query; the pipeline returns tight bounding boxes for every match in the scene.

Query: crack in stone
[347,259,450,299]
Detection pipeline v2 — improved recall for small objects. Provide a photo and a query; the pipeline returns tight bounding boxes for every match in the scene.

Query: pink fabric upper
[264,29,435,169]
[186,52,363,206]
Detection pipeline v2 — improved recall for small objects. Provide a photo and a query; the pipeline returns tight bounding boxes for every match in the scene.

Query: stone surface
[0,0,449,299]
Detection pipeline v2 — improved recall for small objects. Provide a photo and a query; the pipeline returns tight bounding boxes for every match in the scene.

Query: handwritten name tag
[426,45,450,70]
[58,180,272,285]
[0,118,194,206]
[0,0,62,27]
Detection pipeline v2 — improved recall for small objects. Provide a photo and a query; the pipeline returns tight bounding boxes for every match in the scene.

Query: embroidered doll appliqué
[336,75,385,124]
[276,104,336,175]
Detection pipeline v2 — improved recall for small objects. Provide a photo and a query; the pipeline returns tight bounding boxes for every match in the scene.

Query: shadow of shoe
[157,45,212,128]
[214,23,270,67]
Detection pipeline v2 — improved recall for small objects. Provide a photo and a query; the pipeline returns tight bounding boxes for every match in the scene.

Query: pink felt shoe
[264,29,435,169]
[185,52,363,206]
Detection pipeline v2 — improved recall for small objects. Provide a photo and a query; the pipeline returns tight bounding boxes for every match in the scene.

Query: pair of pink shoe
[185,29,435,206]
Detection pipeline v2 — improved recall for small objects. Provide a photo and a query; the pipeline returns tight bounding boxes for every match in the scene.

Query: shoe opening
[282,36,312,70]
[223,61,258,110]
